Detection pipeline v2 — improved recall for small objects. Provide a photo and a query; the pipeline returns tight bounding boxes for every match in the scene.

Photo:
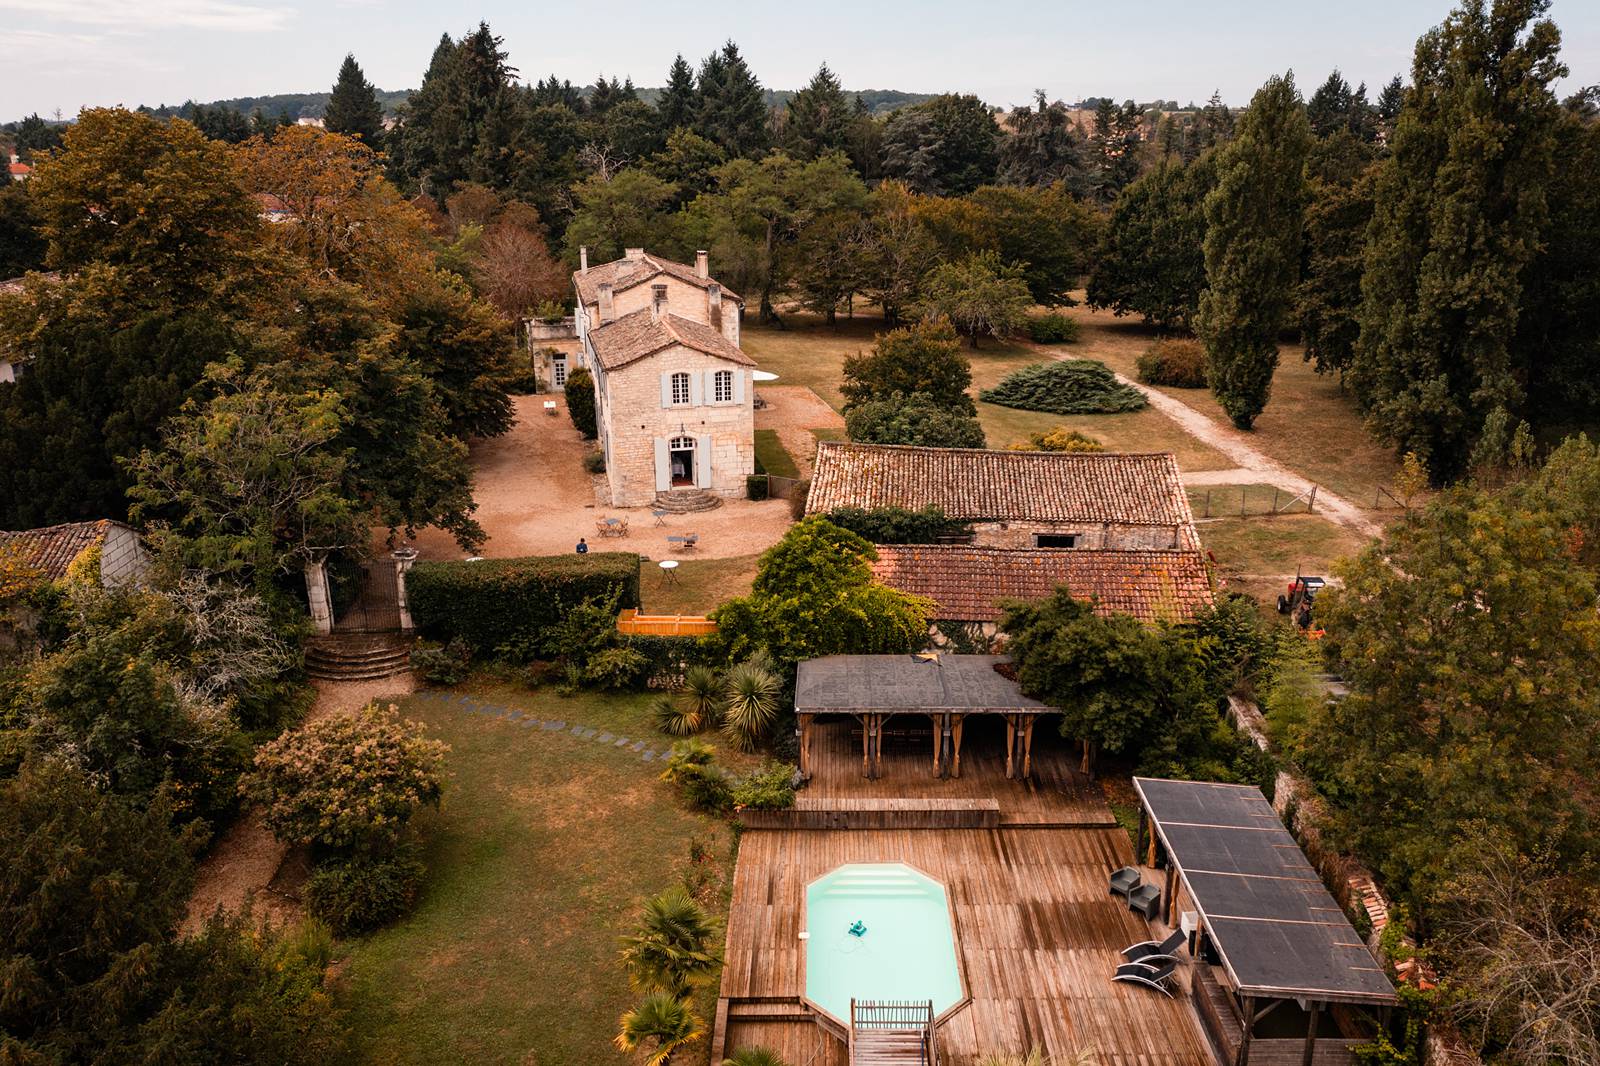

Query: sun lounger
[1112,959,1176,997]
[1122,929,1187,965]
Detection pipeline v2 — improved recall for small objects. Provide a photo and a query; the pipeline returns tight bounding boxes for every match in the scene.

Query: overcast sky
[3,0,1597,121]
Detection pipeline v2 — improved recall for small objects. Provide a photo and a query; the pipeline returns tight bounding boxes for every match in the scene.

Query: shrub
[582,646,649,690]
[824,505,972,544]
[408,553,640,659]
[306,847,426,935]
[501,351,541,394]
[746,474,769,501]
[565,367,597,439]
[410,638,472,685]
[721,660,782,752]
[979,360,1147,414]
[725,1049,789,1066]
[1026,312,1081,344]
[788,480,810,521]
[1136,338,1208,388]
[624,634,713,688]
[652,664,723,735]
[844,391,987,449]
[661,740,733,812]
[730,761,796,810]
[1007,427,1105,453]
[583,450,606,474]
[653,696,702,737]
[840,320,974,413]
[240,704,448,853]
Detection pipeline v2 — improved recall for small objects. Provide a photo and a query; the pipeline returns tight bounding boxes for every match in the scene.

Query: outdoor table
[658,559,679,585]
[651,509,668,527]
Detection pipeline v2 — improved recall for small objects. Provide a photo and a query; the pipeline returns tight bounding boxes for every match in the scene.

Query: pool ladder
[848,998,939,1066]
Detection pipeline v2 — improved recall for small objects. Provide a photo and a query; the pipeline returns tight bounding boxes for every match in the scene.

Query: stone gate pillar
[304,558,333,635]
[392,546,418,632]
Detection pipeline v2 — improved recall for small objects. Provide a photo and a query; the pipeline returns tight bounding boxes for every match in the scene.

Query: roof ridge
[816,440,1181,460]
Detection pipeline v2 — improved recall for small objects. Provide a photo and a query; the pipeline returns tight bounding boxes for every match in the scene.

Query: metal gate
[333,560,402,632]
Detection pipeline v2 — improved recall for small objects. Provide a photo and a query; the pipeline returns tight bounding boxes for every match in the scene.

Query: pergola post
[860,714,870,778]
[1136,808,1147,862]
[951,716,965,778]
[1021,717,1036,779]
[1004,715,1017,779]
[931,712,943,776]
[1236,995,1254,1066]
[1302,1002,1321,1066]
[798,714,812,780]
[1164,863,1179,923]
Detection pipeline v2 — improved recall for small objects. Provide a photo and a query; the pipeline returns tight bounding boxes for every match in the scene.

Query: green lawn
[639,553,761,615]
[1198,512,1373,608]
[336,683,741,1066]
[753,428,800,479]
[743,312,1231,471]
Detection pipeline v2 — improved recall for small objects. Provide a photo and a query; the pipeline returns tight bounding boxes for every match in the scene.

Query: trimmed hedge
[408,553,640,659]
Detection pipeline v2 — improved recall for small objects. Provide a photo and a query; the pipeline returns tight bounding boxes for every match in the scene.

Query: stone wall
[99,523,150,587]
[602,343,754,507]
[971,520,1184,550]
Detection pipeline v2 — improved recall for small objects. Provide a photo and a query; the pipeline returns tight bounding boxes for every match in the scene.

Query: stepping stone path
[406,691,664,765]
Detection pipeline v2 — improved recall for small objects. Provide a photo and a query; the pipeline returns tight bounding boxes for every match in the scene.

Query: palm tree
[619,885,721,995]
[723,1048,789,1066]
[613,992,705,1066]
[720,660,780,752]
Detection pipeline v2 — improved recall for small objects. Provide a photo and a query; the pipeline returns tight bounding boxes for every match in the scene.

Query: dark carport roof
[795,654,1054,715]
[1133,777,1397,1006]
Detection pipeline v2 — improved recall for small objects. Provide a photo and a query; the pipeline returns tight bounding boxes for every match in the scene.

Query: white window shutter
[689,371,703,406]
[704,369,717,404]
[733,369,746,404]
[653,439,670,492]
[696,435,712,487]
[660,372,671,408]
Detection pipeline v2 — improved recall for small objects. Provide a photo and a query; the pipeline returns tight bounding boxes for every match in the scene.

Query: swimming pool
[803,863,964,1024]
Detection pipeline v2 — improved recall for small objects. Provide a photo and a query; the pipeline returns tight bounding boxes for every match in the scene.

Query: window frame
[713,369,734,403]
[669,371,691,406]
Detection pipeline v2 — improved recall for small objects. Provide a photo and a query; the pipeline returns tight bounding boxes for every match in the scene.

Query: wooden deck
[716,720,1215,1066]
[800,716,1116,827]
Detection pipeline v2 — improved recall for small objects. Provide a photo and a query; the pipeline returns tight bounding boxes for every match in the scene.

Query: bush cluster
[583,450,606,474]
[625,634,715,688]
[660,740,796,815]
[408,553,640,659]
[410,638,472,685]
[501,350,543,394]
[979,359,1147,415]
[824,505,972,544]
[1136,338,1208,388]
[306,847,427,935]
[1025,312,1081,344]
[1007,427,1105,453]
[564,367,597,439]
[843,392,987,449]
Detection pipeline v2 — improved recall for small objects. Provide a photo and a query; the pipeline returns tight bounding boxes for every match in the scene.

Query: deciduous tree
[914,251,1032,347]
[840,319,974,413]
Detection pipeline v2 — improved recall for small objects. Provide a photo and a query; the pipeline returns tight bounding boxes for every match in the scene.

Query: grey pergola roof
[795,654,1054,716]
[1133,777,1397,1006]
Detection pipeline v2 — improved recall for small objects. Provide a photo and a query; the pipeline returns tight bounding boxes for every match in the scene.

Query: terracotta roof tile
[0,520,111,580]
[573,251,742,307]
[870,544,1215,624]
[589,309,754,371]
[808,442,1199,542]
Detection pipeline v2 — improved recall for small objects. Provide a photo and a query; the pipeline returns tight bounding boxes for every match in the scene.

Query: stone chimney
[624,247,645,261]
[579,245,589,274]
[707,283,722,331]
[695,249,709,279]
[651,284,668,323]
[598,283,614,324]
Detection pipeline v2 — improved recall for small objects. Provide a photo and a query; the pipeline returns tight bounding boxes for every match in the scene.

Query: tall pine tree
[695,41,770,158]
[1352,0,1565,480]
[324,53,385,145]
[783,63,852,161]
[658,54,697,132]
[1196,73,1311,429]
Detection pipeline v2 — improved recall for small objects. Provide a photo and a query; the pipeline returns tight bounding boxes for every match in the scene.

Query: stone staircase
[305,632,414,681]
[654,488,724,514]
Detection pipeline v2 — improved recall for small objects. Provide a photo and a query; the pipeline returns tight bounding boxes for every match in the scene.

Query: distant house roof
[807,442,1199,544]
[795,654,1054,715]
[0,520,121,580]
[588,308,755,372]
[870,545,1214,624]
[573,249,742,308]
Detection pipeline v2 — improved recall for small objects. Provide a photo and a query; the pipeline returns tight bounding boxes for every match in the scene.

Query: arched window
[713,369,734,403]
[669,371,691,405]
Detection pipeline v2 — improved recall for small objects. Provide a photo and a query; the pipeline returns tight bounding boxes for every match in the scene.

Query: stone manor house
[572,248,756,508]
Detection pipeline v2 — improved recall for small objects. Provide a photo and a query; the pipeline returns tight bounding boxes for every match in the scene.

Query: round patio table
[658,559,679,586]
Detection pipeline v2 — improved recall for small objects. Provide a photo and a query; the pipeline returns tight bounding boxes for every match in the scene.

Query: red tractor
[1277,574,1327,629]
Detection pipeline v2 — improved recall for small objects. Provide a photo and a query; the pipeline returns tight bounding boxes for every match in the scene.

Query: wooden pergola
[794,654,1055,781]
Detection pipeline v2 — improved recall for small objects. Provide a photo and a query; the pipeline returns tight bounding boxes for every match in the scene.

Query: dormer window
[670,371,691,406]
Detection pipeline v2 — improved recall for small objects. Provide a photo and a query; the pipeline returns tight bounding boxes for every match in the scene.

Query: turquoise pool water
[804,863,964,1023]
